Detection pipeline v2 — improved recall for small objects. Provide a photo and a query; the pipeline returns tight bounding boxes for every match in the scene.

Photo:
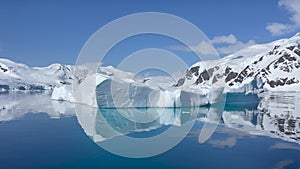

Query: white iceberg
[68,73,210,108]
[51,85,73,101]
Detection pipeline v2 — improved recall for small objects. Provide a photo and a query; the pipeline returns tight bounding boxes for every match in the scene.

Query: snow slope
[0,58,73,91]
[175,33,300,93]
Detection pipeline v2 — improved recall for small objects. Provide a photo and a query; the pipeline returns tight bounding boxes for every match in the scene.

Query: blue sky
[0,0,299,67]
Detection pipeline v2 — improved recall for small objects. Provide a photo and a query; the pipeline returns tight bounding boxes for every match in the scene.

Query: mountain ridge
[175,32,300,93]
[0,58,73,91]
[1,33,300,94]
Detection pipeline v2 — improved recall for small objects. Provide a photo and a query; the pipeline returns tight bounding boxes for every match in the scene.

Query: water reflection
[75,105,204,142]
[1,92,300,146]
[74,92,300,147]
[223,92,300,144]
[0,92,74,121]
[75,104,207,157]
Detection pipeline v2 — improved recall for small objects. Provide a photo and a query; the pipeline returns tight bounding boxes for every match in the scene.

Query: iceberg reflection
[75,92,300,146]
[1,92,300,147]
[75,105,204,142]
[74,105,211,157]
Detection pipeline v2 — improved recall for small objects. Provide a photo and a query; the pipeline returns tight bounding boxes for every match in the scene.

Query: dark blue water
[0,114,299,169]
[0,93,300,169]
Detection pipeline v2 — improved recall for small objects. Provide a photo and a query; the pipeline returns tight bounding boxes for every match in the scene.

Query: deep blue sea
[0,92,300,169]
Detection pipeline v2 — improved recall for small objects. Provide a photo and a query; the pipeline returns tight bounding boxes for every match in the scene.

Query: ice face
[64,72,210,108]
[51,85,72,101]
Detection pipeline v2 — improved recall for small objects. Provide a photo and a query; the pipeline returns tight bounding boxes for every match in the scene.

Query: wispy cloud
[170,34,257,56]
[266,23,294,36]
[169,40,218,56]
[211,34,237,44]
[217,40,257,55]
[266,0,300,36]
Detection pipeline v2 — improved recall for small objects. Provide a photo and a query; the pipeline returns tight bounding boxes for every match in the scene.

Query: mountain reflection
[0,92,74,121]
[223,92,300,144]
[75,92,300,144]
[1,92,300,145]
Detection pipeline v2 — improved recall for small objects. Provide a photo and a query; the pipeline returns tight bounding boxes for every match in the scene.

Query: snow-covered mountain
[0,58,73,91]
[175,33,300,93]
[2,33,300,108]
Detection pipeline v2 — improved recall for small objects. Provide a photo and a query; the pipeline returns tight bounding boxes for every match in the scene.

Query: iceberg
[69,73,210,108]
[51,85,73,101]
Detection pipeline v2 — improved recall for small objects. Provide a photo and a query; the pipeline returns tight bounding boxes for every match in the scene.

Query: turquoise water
[0,93,300,169]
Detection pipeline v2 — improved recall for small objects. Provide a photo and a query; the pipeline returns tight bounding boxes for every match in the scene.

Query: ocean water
[0,92,300,169]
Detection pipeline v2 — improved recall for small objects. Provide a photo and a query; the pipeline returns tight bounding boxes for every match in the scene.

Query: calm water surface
[0,92,300,169]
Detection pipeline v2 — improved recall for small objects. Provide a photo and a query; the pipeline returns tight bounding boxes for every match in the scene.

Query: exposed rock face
[174,33,300,93]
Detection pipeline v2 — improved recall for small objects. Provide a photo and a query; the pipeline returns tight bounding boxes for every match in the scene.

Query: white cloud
[217,40,257,55]
[279,0,300,26]
[211,34,237,44]
[266,23,294,36]
[170,34,257,56]
[189,41,218,56]
[266,0,300,36]
[169,40,218,56]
